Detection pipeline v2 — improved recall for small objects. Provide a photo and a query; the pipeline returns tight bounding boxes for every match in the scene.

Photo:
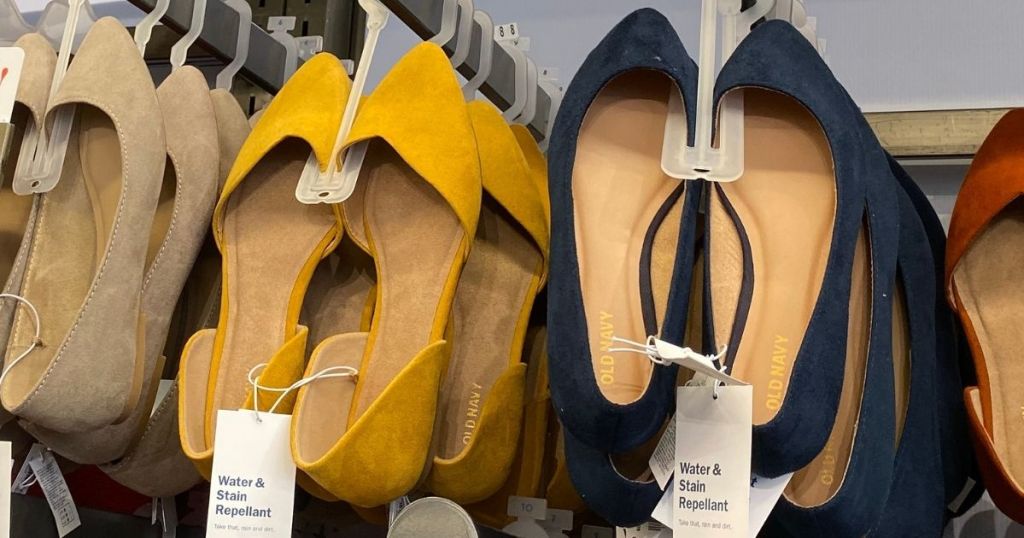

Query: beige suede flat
[0,18,165,432]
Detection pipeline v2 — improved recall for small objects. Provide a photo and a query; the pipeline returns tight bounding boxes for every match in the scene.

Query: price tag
[494,22,520,43]
[28,446,80,537]
[206,410,296,537]
[748,473,791,537]
[672,385,752,537]
[649,416,675,490]
[0,47,24,124]
[651,484,673,527]
[0,441,10,538]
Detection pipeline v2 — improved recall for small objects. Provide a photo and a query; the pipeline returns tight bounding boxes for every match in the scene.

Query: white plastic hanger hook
[537,79,561,152]
[294,0,390,204]
[0,0,32,44]
[428,0,458,49]
[215,0,252,90]
[500,40,528,122]
[448,0,474,69]
[514,59,538,125]
[34,0,97,51]
[461,10,493,100]
[170,0,208,70]
[134,0,170,56]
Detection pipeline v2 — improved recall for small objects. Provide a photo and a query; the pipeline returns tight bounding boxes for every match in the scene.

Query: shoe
[291,42,481,507]
[425,100,549,504]
[946,108,1024,523]
[547,7,701,458]
[887,155,983,517]
[705,19,898,479]
[1,18,164,432]
[23,64,220,464]
[177,52,349,477]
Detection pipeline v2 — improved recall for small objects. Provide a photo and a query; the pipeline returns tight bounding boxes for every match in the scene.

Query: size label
[494,22,519,42]
[0,48,24,124]
[28,446,80,537]
[673,385,752,537]
[206,410,296,537]
[508,495,547,519]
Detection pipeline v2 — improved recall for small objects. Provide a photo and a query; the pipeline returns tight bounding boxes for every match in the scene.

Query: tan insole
[953,198,1024,482]
[785,227,869,506]
[295,332,365,463]
[710,90,836,425]
[208,139,336,435]
[351,141,464,421]
[302,237,376,348]
[438,198,543,458]
[573,70,683,405]
[5,106,123,404]
[0,105,33,282]
[145,156,177,269]
[892,280,911,445]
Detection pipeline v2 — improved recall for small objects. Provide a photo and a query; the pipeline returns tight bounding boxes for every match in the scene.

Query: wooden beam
[865,108,1010,158]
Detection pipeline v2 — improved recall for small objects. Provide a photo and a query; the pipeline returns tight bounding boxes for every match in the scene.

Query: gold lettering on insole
[819,441,836,486]
[767,334,789,411]
[599,311,614,385]
[461,382,483,446]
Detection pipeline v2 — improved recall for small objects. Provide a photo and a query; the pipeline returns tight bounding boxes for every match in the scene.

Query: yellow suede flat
[177,53,349,476]
[425,101,549,503]
[291,42,481,508]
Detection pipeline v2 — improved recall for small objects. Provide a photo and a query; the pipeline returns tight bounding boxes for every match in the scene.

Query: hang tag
[28,446,80,537]
[651,484,673,527]
[581,525,614,538]
[649,416,676,490]
[0,441,10,538]
[206,410,296,537]
[541,508,573,537]
[653,340,746,387]
[10,443,41,495]
[673,385,752,537]
[0,48,24,124]
[748,473,791,537]
[493,22,519,43]
[643,521,671,538]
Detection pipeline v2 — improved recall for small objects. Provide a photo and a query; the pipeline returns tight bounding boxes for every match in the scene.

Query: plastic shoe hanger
[429,0,473,69]
[0,0,32,45]
[215,0,252,90]
[499,40,527,122]
[12,0,92,195]
[267,16,298,81]
[461,10,493,100]
[134,0,169,56]
[35,0,96,51]
[294,0,389,204]
[513,58,538,125]
[537,76,561,152]
[169,0,207,71]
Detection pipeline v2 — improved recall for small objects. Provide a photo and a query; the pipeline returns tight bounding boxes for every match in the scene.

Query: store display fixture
[0,0,1016,536]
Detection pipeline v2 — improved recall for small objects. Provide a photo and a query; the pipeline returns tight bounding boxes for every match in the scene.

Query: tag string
[246,363,358,422]
[0,293,43,391]
[609,334,729,399]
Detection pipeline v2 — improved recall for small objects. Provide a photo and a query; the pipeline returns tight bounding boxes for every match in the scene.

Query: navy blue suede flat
[861,165,947,537]
[547,7,700,454]
[704,19,899,479]
[886,155,983,518]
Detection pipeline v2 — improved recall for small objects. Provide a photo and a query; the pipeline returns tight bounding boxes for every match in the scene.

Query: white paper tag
[654,340,746,387]
[748,473,791,537]
[644,521,671,538]
[508,496,547,519]
[161,495,178,538]
[673,385,752,537]
[28,447,80,537]
[0,48,24,124]
[152,379,174,417]
[651,484,673,527]
[206,410,296,537]
[543,508,573,531]
[388,495,410,528]
[650,417,676,490]
[493,22,520,43]
[0,441,10,538]
[581,525,615,538]
[10,443,40,495]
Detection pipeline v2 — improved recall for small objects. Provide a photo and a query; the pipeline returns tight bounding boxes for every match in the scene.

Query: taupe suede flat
[0,33,57,427]
[23,65,220,462]
[0,18,165,432]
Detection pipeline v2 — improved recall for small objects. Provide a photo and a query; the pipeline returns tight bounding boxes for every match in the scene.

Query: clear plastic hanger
[461,10,493,100]
[13,0,92,195]
[448,0,473,69]
[0,0,32,45]
[513,58,537,125]
[169,0,207,70]
[215,0,252,90]
[537,77,561,152]
[267,16,298,81]
[293,0,390,204]
[499,39,527,122]
[35,0,96,51]
[660,0,774,182]
[134,0,170,56]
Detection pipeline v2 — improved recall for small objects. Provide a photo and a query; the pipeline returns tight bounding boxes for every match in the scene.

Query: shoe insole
[5,106,128,405]
[206,139,336,437]
[302,237,376,349]
[145,156,177,270]
[0,105,34,283]
[351,141,464,421]
[892,279,911,445]
[438,197,543,459]
[573,70,684,405]
[709,89,836,426]
[784,226,869,506]
[953,198,1024,483]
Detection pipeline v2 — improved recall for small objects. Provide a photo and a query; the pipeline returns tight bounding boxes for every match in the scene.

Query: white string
[0,293,43,391]
[246,363,358,422]
[609,334,729,399]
